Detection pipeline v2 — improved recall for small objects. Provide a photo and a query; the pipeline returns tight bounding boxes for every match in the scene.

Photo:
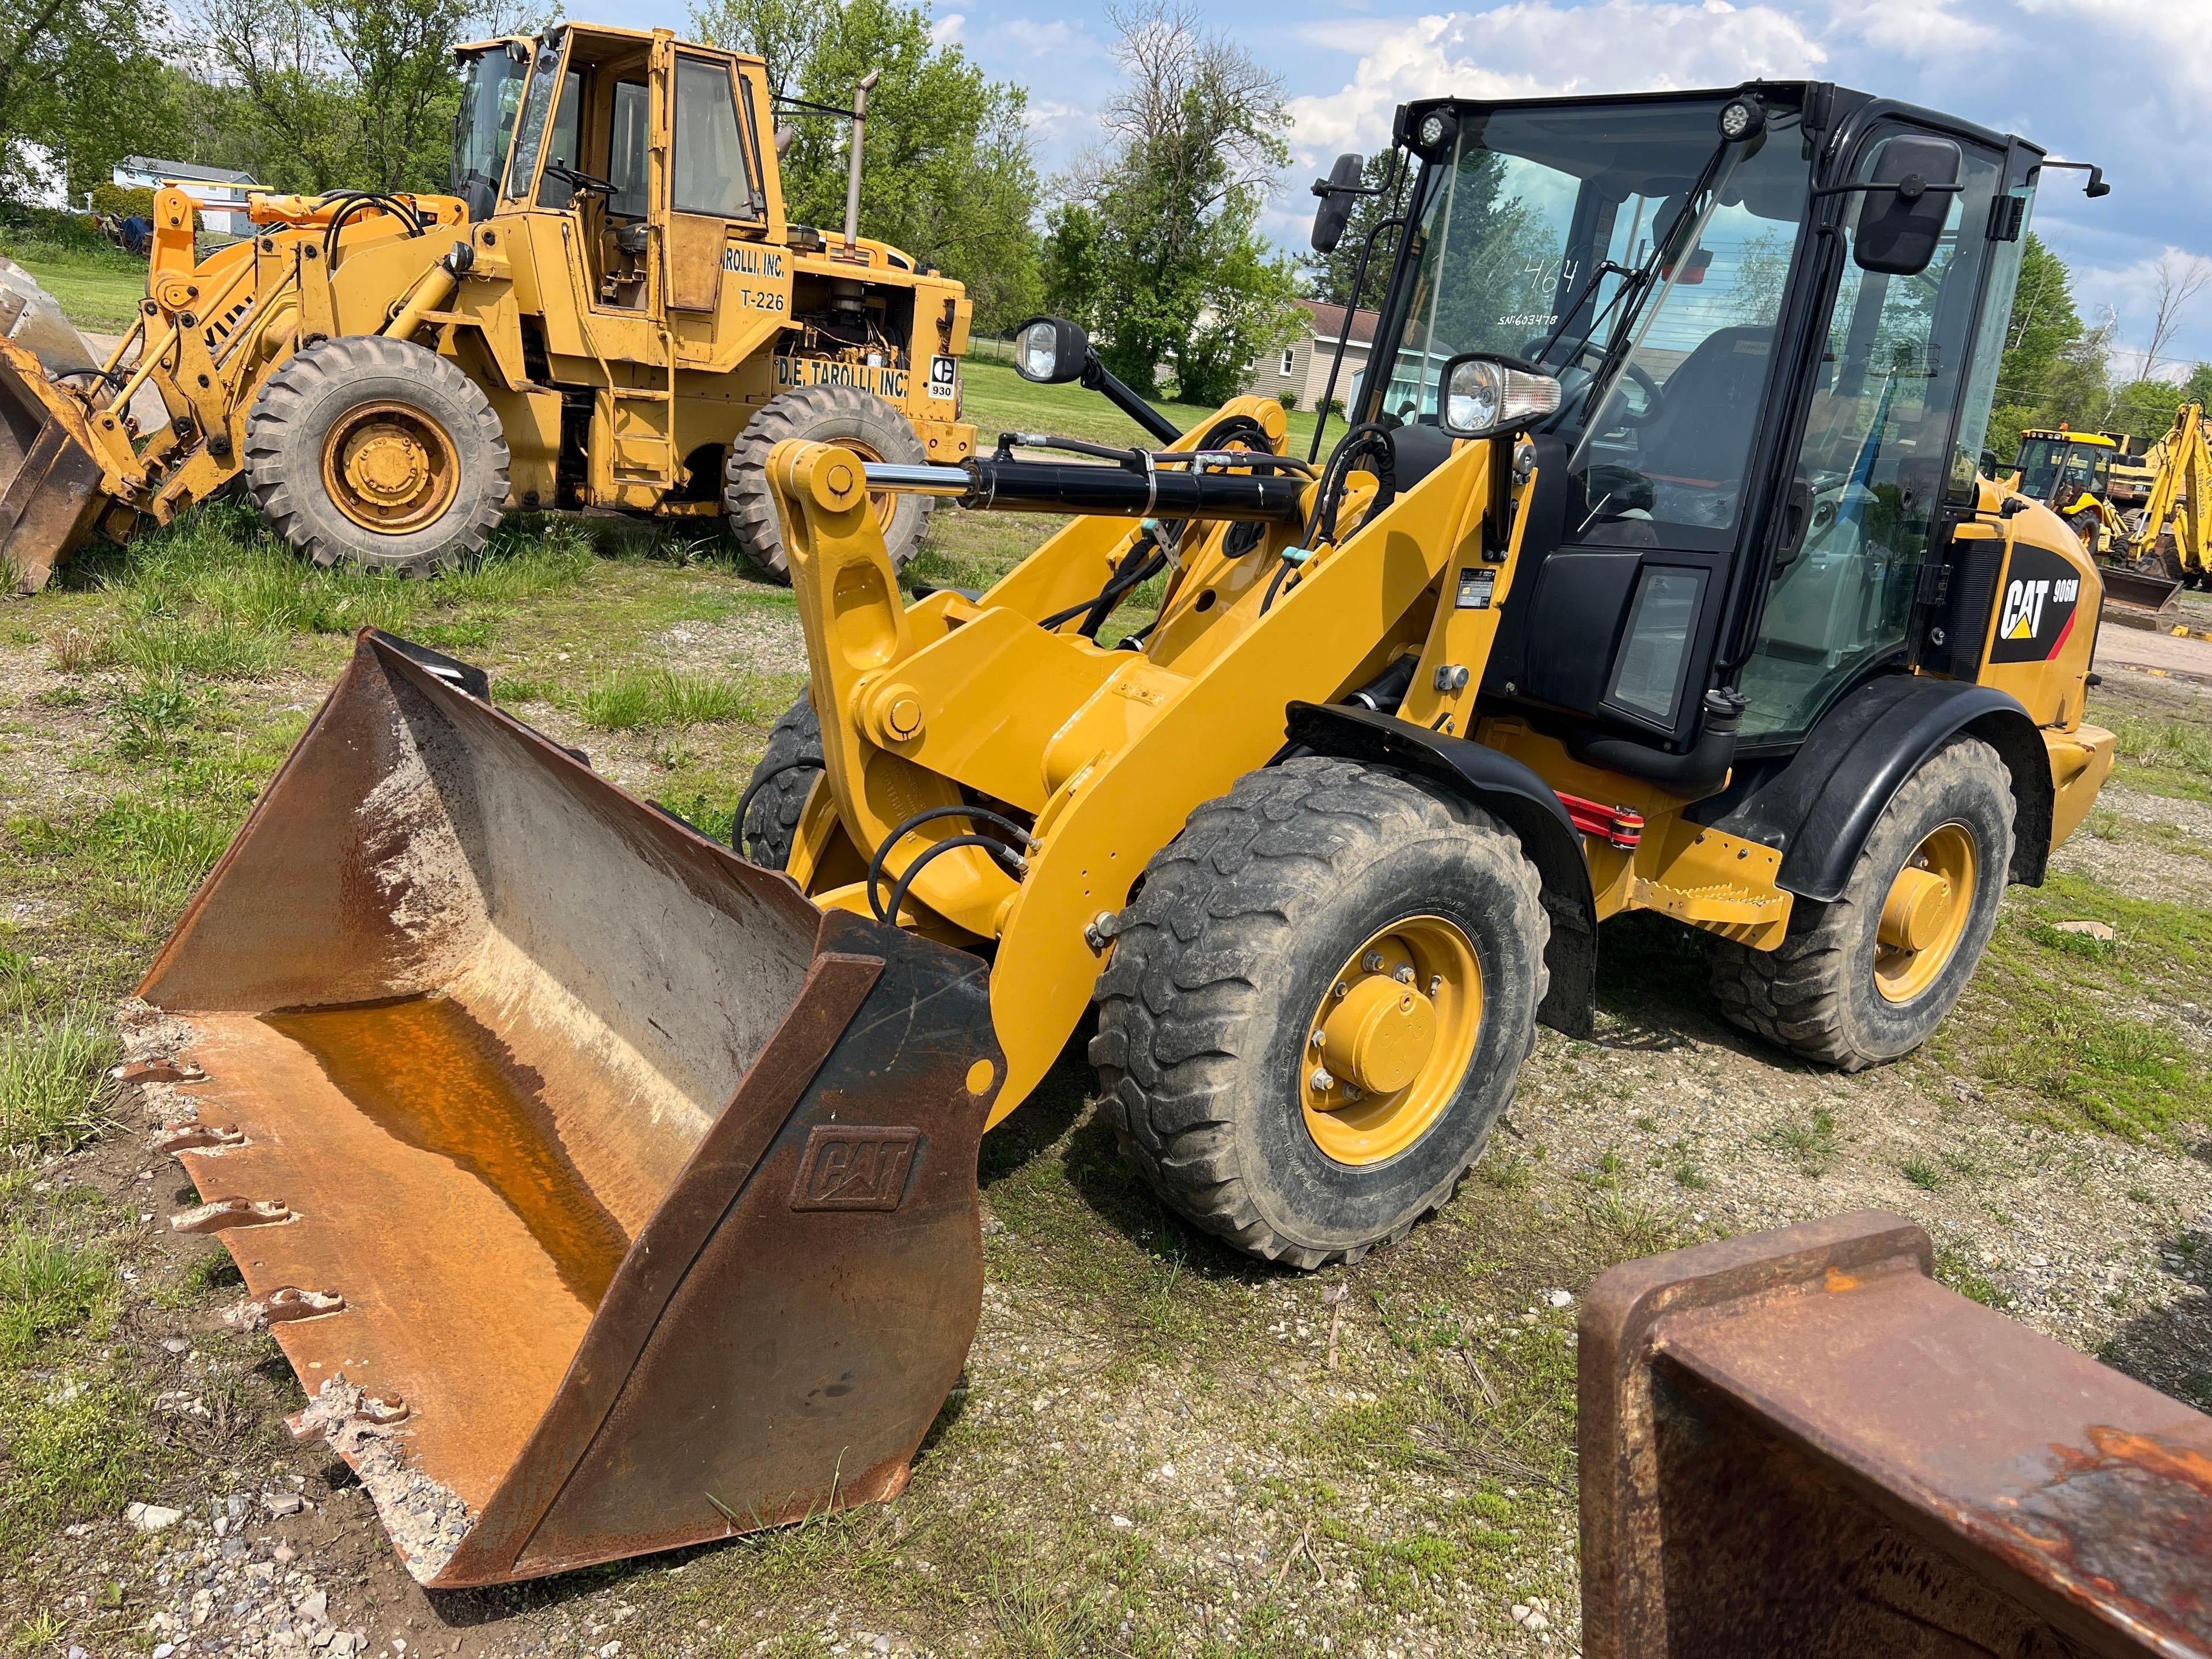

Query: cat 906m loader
[134,83,2126,1587]
[0,22,975,592]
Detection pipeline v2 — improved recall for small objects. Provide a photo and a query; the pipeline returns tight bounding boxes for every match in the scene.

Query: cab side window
[672,58,755,219]
[609,81,649,219]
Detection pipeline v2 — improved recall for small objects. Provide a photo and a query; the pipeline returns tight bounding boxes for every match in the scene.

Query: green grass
[960,359,1325,456]
[1938,873,2212,1140]
[0,1009,113,1156]
[2108,714,2212,803]
[0,237,145,332]
[578,666,779,730]
[0,1230,115,1364]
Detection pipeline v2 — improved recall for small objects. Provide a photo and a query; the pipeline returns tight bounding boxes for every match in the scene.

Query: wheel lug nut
[1310,1029,1326,1050]
[1310,1067,1335,1092]
[1394,964,1415,984]
[1333,982,1348,999]
[1362,952,1386,974]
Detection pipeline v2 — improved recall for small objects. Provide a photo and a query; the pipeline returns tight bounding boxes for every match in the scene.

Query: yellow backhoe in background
[2013,408,2211,607]
[129,82,2127,1589]
[0,22,975,591]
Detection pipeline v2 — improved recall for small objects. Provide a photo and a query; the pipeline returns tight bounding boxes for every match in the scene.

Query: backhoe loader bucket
[135,630,1002,1587]
[0,335,108,592]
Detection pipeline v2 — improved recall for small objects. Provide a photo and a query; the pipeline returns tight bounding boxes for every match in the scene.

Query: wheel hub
[1320,975,1437,1094]
[1874,823,1977,1003]
[1301,917,1483,1166]
[323,402,461,535]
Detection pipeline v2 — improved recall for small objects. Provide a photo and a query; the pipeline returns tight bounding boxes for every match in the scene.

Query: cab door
[1734,122,2010,744]
[662,51,765,315]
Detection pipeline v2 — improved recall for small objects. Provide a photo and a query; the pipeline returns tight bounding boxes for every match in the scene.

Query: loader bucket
[135,630,1003,1588]
[0,336,107,592]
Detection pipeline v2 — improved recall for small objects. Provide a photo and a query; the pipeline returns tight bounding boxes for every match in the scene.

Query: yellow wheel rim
[323,402,460,535]
[1300,916,1483,1166]
[1874,823,1977,1003]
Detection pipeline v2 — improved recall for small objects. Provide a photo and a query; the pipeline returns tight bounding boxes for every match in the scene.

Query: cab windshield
[452,44,530,221]
[1381,97,1813,552]
[2016,437,2109,504]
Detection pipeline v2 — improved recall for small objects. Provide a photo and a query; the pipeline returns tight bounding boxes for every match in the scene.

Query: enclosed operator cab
[1344,86,2106,807]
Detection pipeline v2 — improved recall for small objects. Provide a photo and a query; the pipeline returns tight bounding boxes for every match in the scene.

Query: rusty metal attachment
[116,1056,208,1085]
[153,1120,245,1154]
[1581,1210,2212,1658]
[170,1197,293,1233]
[138,630,1002,1587]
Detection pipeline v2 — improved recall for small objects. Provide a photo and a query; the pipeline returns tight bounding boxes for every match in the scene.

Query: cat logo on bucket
[1987,544,2085,665]
[789,1125,919,1211]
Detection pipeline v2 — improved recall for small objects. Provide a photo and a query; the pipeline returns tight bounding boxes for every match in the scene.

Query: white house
[112,157,262,236]
[1246,300,1378,412]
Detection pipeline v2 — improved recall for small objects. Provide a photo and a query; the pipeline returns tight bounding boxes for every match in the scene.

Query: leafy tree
[1297,149,1404,313]
[693,0,1041,333]
[1039,3,1301,399]
[191,0,488,193]
[0,0,179,198]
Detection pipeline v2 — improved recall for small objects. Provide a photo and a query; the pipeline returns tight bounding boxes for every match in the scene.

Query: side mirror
[1853,135,1964,276]
[1310,153,1363,255]
[1013,315,1090,385]
[1437,353,1561,440]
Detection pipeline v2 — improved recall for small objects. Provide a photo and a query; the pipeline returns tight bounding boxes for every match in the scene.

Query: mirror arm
[1809,179,1964,200]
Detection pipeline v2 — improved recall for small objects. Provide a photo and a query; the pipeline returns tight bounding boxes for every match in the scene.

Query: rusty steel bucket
[135,630,1003,1587]
[1581,1211,2212,1658]
[0,334,107,593]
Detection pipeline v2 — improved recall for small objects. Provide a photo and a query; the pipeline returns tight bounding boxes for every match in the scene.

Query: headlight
[1012,315,1090,385]
[1438,355,1560,438]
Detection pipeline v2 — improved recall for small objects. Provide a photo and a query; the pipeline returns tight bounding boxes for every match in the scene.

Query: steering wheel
[544,161,619,199]
[1527,338,1662,427]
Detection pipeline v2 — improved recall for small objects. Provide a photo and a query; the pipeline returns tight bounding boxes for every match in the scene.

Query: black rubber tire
[722,384,932,583]
[1708,737,2014,1071]
[1090,757,1550,1269]
[735,695,823,869]
[244,335,507,574]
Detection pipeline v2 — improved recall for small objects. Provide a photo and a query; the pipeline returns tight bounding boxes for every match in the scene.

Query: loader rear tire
[735,695,823,870]
[1092,757,1548,1269]
[1707,737,2013,1071]
[722,385,931,583]
[244,335,508,575]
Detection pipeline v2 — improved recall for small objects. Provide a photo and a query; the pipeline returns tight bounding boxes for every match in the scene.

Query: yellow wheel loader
[0,22,976,592]
[131,84,2118,1585]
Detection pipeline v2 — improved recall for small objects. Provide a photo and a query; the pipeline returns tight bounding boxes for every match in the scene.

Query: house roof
[118,156,261,188]
[1298,299,1380,348]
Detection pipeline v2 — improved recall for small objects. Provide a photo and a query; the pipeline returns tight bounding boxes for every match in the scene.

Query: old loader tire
[1708,737,2014,1071]
[723,384,931,583]
[1091,757,1549,1268]
[244,335,507,575]
[734,694,823,870]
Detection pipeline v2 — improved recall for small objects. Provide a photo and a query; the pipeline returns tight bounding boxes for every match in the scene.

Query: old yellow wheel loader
[131,84,2118,1586]
[0,22,975,592]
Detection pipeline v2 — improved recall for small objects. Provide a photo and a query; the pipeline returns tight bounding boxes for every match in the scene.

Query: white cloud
[930,11,965,46]
[1285,1,1827,162]
[1000,17,1102,58]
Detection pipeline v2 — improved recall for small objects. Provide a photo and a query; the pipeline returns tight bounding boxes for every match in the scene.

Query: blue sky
[653,0,2212,374]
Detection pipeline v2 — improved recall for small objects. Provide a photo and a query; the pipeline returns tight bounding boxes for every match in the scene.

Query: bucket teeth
[153,1120,247,1155]
[170,1196,293,1233]
[225,1286,346,1331]
[115,1056,207,1085]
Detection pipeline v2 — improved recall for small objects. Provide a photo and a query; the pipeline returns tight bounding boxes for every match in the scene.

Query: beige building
[1248,300,1379,412]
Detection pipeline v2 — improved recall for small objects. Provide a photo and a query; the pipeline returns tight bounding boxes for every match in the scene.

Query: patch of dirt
[653,607,809,680]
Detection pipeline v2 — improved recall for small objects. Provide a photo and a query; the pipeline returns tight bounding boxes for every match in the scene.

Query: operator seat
[1634,325,1774,491]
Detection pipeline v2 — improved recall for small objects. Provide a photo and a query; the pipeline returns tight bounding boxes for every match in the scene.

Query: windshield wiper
[1540,130,1741,414]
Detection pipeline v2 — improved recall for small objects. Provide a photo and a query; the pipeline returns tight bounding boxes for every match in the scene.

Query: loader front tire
[1707,737,2014,1071]
[1092,757,1548,1269]
[735,695,823,870]
[722,385,931,583]
[244,335,508,575]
